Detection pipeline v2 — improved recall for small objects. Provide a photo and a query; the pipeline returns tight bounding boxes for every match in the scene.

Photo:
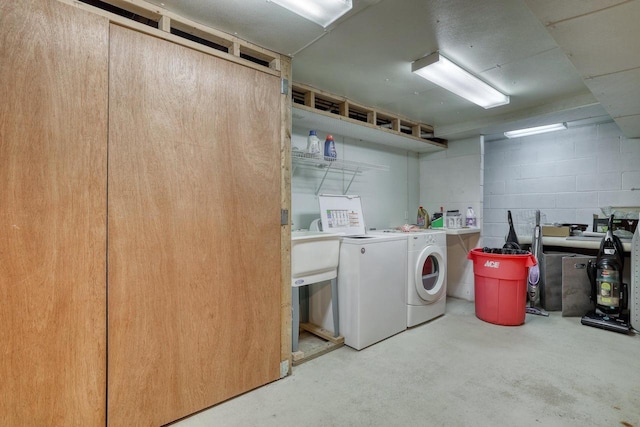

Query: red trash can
[467,248,537,326]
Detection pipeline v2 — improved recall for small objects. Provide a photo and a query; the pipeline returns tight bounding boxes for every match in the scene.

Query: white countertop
[444,227,481,235]
[443,227,481,254]
[519,235,631,252]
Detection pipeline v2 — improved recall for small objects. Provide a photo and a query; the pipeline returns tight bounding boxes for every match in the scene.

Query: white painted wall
[419,136,484,301]
[484,122,640,249]
[291,124,421,331]
[291,125,420,230]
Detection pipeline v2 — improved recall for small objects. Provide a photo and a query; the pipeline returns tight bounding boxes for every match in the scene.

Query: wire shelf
[292,151,389,173]
[291,151,389,195]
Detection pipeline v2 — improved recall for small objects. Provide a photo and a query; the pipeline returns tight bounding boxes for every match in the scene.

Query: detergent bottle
[307,130,321,155]
[466,207,476,227]
[324,135,337,160]
[417,206,429,228]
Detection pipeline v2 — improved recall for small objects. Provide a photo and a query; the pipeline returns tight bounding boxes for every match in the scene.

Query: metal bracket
[281,78,289,95]
[281,209,289,225]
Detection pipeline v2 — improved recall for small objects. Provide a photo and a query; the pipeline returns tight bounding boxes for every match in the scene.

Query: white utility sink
[291,231,341,287]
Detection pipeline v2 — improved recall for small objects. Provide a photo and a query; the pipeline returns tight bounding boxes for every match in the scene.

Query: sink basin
[291,231,341,287]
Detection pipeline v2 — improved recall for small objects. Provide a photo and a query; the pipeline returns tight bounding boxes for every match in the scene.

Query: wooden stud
[280,55,293,376]
[231,41,240,57]
[158,15,170,32]
[304,90,315,108]
[268,57,280,71]
[339,101,349,117]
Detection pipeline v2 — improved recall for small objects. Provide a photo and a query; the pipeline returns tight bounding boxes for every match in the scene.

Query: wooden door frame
[280,56,293,375]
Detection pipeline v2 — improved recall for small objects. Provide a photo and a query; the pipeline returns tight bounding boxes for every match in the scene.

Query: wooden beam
[290,83,445,147]
[300,323,345,345]
[57,0,281,76]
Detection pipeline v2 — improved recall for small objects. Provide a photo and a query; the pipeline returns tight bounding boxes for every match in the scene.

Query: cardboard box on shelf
[541,225,570,237]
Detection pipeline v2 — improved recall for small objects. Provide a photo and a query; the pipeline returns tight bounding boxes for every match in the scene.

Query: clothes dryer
[407,230,447,326]
[369,229,447,327]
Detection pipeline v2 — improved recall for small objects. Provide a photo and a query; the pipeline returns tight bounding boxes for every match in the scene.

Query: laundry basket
[467,248,537,326]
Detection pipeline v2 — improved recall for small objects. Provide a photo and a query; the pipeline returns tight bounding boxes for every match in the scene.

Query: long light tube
[270,0,352,28]
[504,123,568,138]
[412,52,510,109]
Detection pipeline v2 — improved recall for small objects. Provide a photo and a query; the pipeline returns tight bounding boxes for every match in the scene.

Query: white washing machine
[406,230,447,326]
[337,234,407,350]
[315,195,408,350]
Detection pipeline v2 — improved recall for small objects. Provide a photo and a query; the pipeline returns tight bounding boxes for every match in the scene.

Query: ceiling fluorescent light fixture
[504,123,568,138]
[412,52,510,109]
[270,0,352,28]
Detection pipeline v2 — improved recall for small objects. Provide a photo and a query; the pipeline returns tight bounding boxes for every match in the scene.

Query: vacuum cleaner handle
[586,259,597,303]
[506,210,519,245]
[621,282,628,310]
[613,234,625,271]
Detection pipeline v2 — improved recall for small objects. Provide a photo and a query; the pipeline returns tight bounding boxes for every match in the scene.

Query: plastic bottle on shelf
[306,130,321,155]
[324,134,336,160]
[466,206,476,227]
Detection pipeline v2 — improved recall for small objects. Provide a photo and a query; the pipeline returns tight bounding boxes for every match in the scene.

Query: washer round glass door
[414,246,445,302]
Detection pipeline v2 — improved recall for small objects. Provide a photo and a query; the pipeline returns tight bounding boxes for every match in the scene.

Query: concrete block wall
[420,136,484,301]
[419,136,484,224]
[484,122,640,249]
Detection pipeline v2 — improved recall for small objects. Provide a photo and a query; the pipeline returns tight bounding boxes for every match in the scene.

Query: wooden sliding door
[107,25,282,426]
[0,0,109,425]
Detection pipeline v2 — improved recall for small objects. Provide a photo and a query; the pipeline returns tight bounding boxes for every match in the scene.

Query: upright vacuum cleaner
[526,210,549,317]
[581,215,631,334]
[504,210,519,249]
[632,220,640,332]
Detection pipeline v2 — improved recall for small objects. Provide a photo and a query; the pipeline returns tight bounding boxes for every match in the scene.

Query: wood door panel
[0,1,108,425]
[108,25,282,426]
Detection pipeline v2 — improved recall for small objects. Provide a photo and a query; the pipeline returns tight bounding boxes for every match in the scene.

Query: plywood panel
[108,24,282,426]
[0,0,108,425]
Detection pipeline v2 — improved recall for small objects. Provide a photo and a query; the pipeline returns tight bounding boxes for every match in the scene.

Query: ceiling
[146,0,640,141]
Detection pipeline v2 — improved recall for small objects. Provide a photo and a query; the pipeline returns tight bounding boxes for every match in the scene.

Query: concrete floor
[174,298,640,427]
